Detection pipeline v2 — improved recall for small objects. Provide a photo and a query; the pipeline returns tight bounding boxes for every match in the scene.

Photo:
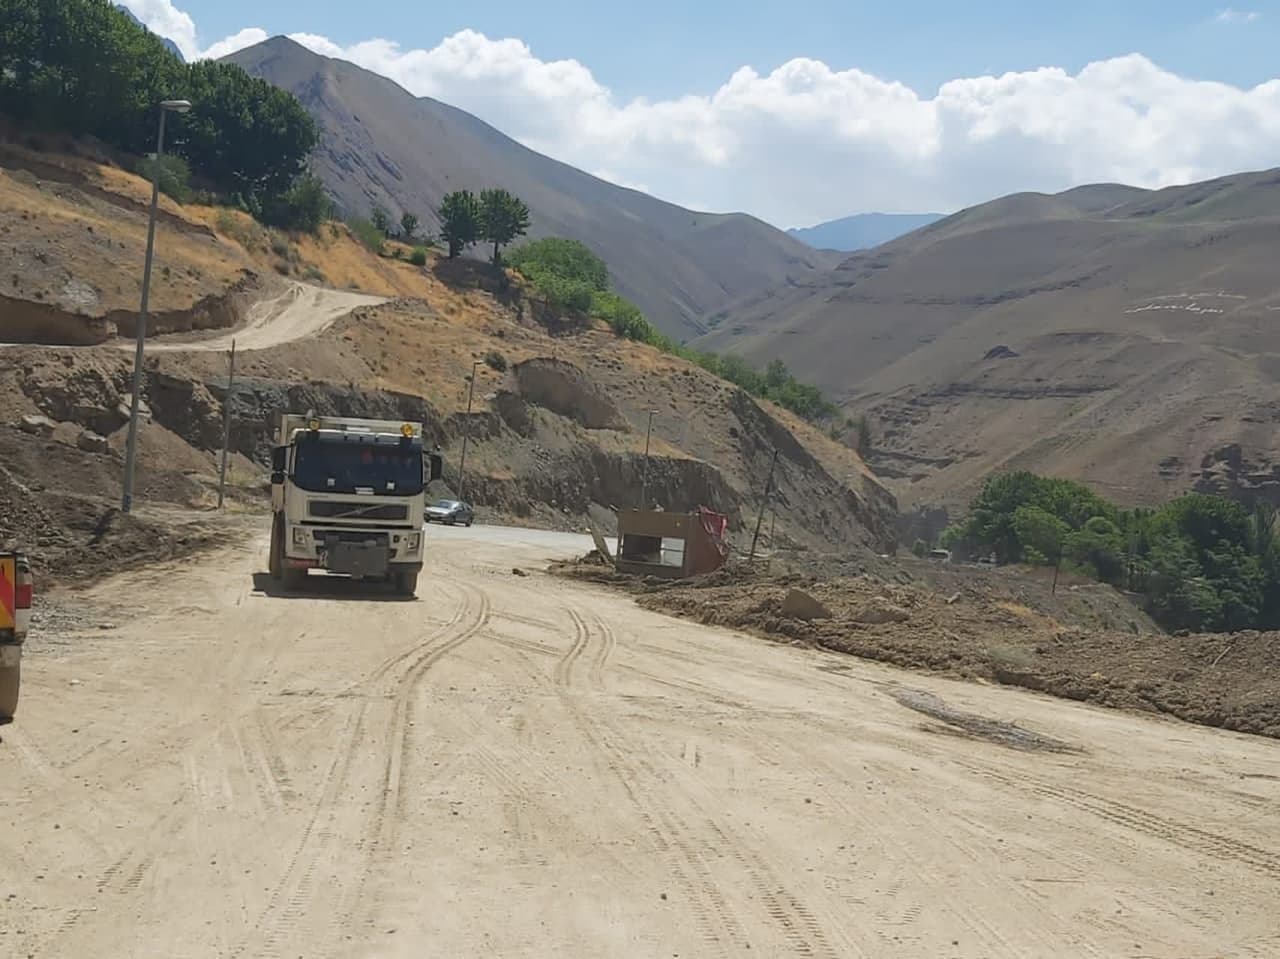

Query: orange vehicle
[0,551,33,724]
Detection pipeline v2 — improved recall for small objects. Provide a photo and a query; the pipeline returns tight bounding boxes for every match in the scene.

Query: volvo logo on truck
[268,414,443,597]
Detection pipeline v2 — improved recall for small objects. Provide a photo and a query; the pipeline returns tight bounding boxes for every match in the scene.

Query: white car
[425,499,475,527]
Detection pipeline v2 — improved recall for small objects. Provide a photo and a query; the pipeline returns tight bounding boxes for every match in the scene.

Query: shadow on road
[251,572,417,603]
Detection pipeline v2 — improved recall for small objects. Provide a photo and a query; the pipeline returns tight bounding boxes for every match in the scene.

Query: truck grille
[308,502,409,521]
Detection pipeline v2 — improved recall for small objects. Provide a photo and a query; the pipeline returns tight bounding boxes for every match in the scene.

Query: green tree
[261,173,332,233]
[370,205,391,236]
[478,188,531,263]
[1012,506,1069,567]
[856,416,873,455]
[508,238,609,291]
[182,59,318,210]
[1064,516,1126,584]
[138,154,191,203]
[438,190,480,258]
[0,2,318,215]
[400,211,419,241]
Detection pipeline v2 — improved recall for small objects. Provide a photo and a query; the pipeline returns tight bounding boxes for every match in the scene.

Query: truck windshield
[292,436,424,496]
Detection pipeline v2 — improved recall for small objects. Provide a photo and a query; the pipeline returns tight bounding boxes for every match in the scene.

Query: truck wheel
[282,565,306,592]
[395,569,419,598]
[269,514,284,579]
[0,664,19,724]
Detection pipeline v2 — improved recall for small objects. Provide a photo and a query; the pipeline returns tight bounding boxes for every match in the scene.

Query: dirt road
[3,526,1278,957]
[138,281,385,353]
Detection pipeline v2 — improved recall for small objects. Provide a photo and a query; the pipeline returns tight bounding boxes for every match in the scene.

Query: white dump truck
[268,413,441,597]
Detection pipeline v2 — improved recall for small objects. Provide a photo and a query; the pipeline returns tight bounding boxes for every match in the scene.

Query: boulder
[19,414,57,436]
[782,588,832,621]
[115,394,152,426]
[76,429,110,454]
[853,597,911,625]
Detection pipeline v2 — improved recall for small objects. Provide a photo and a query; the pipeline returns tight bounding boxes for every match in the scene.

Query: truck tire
[269,514,284,579]
[282,565,306,592]
[395,568,419,598]
[0,663,19,725]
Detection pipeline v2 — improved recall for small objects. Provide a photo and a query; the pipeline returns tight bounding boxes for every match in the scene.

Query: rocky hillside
[223,37,837,341]
[0,139,896,577]
[699,171,1280,515]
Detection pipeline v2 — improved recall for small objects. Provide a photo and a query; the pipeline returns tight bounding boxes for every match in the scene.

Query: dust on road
[2,526,1278,957]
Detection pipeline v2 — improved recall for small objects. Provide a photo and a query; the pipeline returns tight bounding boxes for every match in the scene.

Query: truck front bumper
[287,525,423,577]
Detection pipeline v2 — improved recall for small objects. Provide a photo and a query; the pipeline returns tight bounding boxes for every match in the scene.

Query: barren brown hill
[0,138,895,575]
[698,170,1280,517]
[224,37,837,341]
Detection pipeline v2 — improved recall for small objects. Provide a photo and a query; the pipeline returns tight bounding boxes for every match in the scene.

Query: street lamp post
[638,409,656,511]
[121,98,191,514]
[457,360,481,500]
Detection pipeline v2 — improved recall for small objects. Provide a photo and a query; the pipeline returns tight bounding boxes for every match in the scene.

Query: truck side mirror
[428,452,443,481]
[270,471,285,485]
[271,446,286,472]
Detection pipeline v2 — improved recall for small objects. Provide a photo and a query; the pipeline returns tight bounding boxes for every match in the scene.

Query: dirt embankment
[560,560,1280,739]
[0,138,899,560]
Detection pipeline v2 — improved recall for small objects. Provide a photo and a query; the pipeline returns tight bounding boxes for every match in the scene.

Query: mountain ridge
[787,212,945,252]
[117,5,185,62]
[696,169,1280,514]
[225,36,839,339]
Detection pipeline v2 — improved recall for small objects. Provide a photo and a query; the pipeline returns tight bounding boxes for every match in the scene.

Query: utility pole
[638,409,656,511]
[457,360,480,500]
[122,98,191,513]
[749,449,780,563]
[216,339,237,509]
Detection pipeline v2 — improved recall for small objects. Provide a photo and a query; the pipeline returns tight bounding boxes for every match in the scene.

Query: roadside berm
[556,557,1280,739]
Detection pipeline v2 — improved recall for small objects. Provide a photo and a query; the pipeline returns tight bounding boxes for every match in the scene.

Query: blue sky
[169,0,1280,98]
[130,0,1280,225]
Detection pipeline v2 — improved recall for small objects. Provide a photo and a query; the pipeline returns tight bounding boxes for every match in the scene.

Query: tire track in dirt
[587,614,617,690]
[554,609,592,687]
[229,706,367,959]
[626,740,849,959]
[376,582,492,848]
[769,740,1074,958]
[960,761,1280,878]
[552,609,752,956]
[234,585,491,959]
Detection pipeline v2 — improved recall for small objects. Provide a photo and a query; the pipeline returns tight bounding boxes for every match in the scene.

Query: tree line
[0,0,323,230]
[438,189,530,262]
[942,471,1280,633]
[506,237,840,424]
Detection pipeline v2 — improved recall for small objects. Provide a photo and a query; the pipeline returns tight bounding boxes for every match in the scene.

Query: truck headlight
[407,533,421,552]
[292,527,309,546]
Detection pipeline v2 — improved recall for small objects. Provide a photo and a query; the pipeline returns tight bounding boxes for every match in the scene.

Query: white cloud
[120,0,1280,227]
[1216,8,1262,23]
[119,0,200,59]
[199,28,269,62]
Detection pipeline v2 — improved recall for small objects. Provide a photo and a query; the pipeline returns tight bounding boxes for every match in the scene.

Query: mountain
[225,37,837,340]
[117,5,185,62]
[697,172,1280,515]
[787,212,944,252]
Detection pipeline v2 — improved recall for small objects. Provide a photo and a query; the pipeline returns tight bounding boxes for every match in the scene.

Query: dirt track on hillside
[2,528,1278,957]
[137,280,385,352]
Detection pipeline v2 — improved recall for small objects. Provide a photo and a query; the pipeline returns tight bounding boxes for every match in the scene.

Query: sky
[123,0,1280,227]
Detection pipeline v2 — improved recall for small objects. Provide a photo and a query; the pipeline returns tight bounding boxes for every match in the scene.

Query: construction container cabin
[614,508,729,579]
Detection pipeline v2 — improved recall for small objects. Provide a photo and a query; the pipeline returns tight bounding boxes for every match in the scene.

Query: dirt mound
[513,357,629,431]
[603,568,1280,739]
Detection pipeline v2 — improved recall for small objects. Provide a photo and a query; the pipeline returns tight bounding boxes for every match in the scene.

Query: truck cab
[1,551,33,724]
[268,414,439,597]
